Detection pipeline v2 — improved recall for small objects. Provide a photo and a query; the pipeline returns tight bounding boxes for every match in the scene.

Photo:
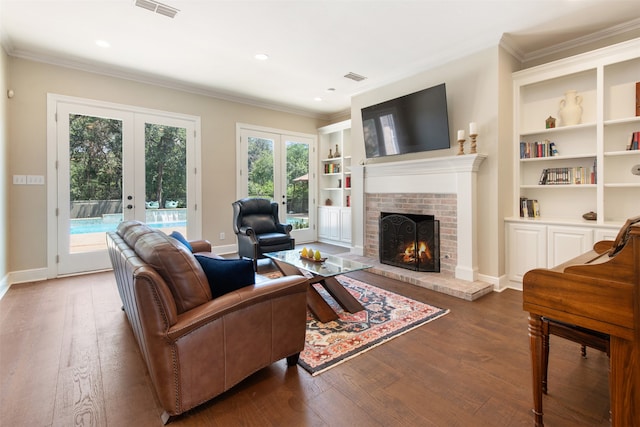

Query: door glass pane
[68,114,123,253]
[247,137,274,200]
[286,140,309,230]
[145,123,187,235]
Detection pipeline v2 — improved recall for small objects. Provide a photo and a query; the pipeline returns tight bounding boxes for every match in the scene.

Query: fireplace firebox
[379,213,440,272]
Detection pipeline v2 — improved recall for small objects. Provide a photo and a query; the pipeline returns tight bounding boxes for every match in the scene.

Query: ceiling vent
[344,72,367,82]
[134,0,179,18]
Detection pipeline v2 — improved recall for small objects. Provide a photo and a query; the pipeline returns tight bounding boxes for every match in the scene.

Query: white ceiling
[1,0,640,118]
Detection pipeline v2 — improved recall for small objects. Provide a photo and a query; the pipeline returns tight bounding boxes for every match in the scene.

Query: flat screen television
[361,83,450,158]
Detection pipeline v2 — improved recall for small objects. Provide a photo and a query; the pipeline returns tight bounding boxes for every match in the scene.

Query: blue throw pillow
[195,255,255,298]
[169,231,193,252]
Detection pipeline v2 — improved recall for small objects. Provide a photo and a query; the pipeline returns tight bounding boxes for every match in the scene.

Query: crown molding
[502,17,640,65]
[4,47,333,121]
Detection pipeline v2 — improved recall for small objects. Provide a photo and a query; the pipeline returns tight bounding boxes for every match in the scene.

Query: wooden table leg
[321,276,364,314]
[270,258,340,323]
[529,314,544,427]
[306,286,339,323]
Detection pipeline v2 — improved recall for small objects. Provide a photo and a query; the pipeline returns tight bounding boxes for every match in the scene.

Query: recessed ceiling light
[314,97,323,102]
[255,53,269,61]
[95,40,110,48]
[326,88,336,92]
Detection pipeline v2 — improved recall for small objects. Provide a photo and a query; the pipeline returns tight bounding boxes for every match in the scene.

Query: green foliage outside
[145,123,187,208]
[69,115,187,209]
[247,138,309,216]
[69,115,123,201]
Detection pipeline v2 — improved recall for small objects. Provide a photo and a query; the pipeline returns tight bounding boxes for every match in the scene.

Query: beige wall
[7,57,327,273]
[496,45,522,275]
[0,47,8,283]
[351,47,519,281]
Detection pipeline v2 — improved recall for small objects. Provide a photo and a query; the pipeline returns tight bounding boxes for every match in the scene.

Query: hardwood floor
[0,253,611,426]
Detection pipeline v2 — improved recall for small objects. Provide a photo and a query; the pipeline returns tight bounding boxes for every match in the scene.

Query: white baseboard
[350,245,364,256]
[0,274,8,300]
[10,268,49,285]
[0,268,49,300]
[478,273,513,292]
[212,243,239,256]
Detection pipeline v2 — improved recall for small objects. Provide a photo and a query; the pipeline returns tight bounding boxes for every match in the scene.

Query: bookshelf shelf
[318,120,352,246]
[506,39,640,286]
[512,38,640,225]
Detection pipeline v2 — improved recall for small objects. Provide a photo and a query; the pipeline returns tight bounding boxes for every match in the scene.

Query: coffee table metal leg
[321,276,364,314]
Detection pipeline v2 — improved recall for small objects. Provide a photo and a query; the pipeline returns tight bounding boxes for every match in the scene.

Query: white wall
[351,47,514,282]
[6,57,328,273]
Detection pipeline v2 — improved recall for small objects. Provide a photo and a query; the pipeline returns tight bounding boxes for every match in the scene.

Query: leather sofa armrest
[190,239,212,253]
[167,275,308,340]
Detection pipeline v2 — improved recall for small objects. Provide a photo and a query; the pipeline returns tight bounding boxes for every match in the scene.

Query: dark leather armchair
[232,198,295,269]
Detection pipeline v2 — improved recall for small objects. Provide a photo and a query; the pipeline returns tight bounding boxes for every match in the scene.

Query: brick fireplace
[367,194,455,274]
[363,154,486,283]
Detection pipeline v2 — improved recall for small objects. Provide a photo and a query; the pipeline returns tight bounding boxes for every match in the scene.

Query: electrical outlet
[219,232,225,240]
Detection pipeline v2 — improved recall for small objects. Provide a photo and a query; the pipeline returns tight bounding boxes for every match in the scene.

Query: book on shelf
[324,163,340,173]
[537,166,594,185]
[520,197,540,218]
[520,139,557,159]
[627,131,639,150]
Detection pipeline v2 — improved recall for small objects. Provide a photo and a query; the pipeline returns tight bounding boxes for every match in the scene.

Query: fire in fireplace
[379,213,440,272]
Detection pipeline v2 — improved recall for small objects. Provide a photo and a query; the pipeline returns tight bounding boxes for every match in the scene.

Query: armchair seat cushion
[257,232,294,246]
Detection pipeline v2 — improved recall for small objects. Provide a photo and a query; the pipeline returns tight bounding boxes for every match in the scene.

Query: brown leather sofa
[106,220,308,423]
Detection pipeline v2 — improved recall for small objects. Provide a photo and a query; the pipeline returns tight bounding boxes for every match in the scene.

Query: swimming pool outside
[70,209,187,234]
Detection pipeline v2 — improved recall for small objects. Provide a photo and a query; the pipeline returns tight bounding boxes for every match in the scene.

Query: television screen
[361,83,450,158]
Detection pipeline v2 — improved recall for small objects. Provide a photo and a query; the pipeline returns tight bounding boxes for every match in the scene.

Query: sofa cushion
[134,230,211,313]
[194,255,255,298]
[169,230,193,252]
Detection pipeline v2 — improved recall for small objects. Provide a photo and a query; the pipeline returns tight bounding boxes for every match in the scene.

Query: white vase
[559,90,583,126]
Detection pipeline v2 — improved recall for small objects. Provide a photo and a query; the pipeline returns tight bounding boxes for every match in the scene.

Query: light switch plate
[13,175,26,185]
[26,175,45,185]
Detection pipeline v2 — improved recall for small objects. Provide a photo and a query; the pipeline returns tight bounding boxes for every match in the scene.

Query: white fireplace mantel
[363,153,487,281]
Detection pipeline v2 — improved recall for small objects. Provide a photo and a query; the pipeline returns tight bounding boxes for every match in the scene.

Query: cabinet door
[318,207,340,240]
[318,207,330,238]
[340,208,352,243]
[594,228,619,243]
[547,226,593,267]
[328,208,340,240]
[507,223,547,284]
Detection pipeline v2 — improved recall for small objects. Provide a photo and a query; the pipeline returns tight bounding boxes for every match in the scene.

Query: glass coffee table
[264,249,371,322]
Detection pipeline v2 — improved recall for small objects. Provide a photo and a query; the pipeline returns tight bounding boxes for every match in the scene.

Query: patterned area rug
[298,275,449,376]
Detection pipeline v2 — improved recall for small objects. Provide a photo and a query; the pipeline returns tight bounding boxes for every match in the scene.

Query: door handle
[127,204,133,210]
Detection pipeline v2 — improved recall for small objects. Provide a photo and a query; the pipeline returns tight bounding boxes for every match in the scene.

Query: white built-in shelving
[317,120,352,246]
[506,38,640,287]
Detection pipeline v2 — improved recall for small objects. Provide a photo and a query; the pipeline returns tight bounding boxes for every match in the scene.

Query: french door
[50,96,200,276]
[237,126,316,243]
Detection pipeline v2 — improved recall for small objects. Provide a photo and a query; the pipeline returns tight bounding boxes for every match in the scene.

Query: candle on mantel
[457,130,465,140]
[469,122,478,135]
